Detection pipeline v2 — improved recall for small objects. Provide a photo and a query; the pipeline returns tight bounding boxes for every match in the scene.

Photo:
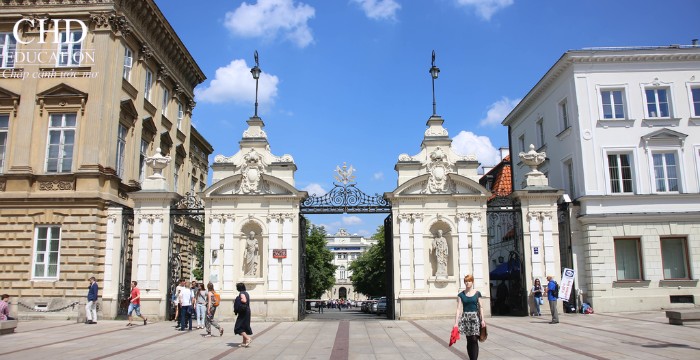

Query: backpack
[212,291,220,307]
[552,281,559,298]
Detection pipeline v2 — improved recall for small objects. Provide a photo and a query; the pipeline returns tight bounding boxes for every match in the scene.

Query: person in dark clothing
[85,276,98,324]
[234,282,253,347]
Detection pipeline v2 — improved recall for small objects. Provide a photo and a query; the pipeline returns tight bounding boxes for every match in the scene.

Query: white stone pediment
[204,174,300,197]
[393,173,490,197]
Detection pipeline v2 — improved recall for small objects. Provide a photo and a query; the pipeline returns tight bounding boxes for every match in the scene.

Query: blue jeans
[534,296,542,315]
[196,303,206,327]
[180,305,192,330]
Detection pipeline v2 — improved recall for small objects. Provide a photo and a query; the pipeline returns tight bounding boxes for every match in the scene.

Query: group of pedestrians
[530,275,559,323]
[79,276,253,347]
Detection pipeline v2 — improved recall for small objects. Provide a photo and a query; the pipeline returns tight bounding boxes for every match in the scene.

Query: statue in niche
[243,231,259,276]
[431,229,448,278]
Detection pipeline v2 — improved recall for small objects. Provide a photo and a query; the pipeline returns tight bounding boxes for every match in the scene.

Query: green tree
[349,225,386,297]
[305,223,336,299]
[191,239,204,280]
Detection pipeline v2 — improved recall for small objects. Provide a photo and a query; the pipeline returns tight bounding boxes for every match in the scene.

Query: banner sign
[559,268,575,301]
[273,249,287,259]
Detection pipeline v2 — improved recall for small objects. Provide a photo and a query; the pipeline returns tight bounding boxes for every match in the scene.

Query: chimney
[499,147,510,160]
[693,39,699,47]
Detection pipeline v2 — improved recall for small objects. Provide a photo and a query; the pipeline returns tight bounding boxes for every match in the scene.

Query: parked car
[370,301,378,314]
[376,297,387,315]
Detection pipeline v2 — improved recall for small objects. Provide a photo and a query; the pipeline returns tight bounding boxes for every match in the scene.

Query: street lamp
[429,50,440,116]
[250,50,261,117]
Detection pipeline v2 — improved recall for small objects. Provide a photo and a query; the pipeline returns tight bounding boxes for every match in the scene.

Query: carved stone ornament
[424,126,448,137]
[398,153,414,162]
[38,180,74,191]
[334,162,356,185]
[139,45,153,63]
[0,180,6,192]
[519,144,547,175]
[422,147,454,194]
[237,149,267,194]
[145,147,171,179]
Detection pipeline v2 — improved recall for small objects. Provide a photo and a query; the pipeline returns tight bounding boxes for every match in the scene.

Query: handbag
[449,326,460,346]
[476,291,487,342]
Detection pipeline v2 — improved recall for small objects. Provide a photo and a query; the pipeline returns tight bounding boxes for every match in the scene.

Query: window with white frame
[33,226,61,279]
[177,102,183,129]
[138,139,148,183]
[691,87,700,117]
[56,31,83,67]
[607,153,633,193]
[46,113,77,173]
[614,238,643,281]
[564,159,575,197]
[339,266,346,280]
[518,134,525,153]
[536,118,544,148]
[122,45,133,81]
[559,100,569,130]
[661,238,689,279]
[144,68,153,101]
[600,89,626,119]
[161,88,169,116]
[644,88,671,118]
[652,151,679,192]
[116,124,127,178]
[0,33,16,68]
[0,114,8,173]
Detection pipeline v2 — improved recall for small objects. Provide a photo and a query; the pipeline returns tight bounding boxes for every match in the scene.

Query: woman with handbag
[234,282,253,347]
[454,274,486,360]
[531,278,543,316]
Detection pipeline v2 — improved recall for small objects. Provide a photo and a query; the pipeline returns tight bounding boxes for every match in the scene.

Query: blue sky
[154,0,699,237]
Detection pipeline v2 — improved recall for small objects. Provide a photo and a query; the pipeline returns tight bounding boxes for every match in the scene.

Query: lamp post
[250,50,261,117]
[429,50,440,116]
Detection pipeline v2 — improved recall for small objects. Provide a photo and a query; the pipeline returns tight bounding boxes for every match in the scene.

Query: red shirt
[130,288,140,305]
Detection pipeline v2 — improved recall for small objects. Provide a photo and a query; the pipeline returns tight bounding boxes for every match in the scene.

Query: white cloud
[351,0,401,21]
[455,0,514,21]
[302,183,327,196]
[479,96,520,127]
[224,0,315,48]
[342,216,363,225]
[452,131,501,167]
[373,172,384,180]
[195,59,279,105]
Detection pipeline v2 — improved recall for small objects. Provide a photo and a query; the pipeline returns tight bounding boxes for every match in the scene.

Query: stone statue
[431,229,448,278]
[243,231,259,276]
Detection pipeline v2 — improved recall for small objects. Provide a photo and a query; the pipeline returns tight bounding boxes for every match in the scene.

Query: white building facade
[503,45,700,312]
[323,229,377,301]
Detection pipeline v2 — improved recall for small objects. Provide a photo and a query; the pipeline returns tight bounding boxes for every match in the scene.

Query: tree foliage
[305,223,336,299]
[348,225,386,297]
[192,239,204,280]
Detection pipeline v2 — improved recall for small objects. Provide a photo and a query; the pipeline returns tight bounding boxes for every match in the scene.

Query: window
[614,238,642,281]
[652,152,678,192]
[161,88,169,116]
[144,68,153,101]
[661,238,689,279]
[116,124,127,178]
[536,118,544,148]
[601,89,626,119]
[607,153,633,193]
[138,139,148,183]
[518,135,525,153]
[33,226,61,279]
[0,114,8,173]
[691,87,700,117]
[56,31,83,67]
[564,159,575,197]
[645,88,671,118]
[0,33,16,68]
[46,113,77,173]
[177,102,183,129]
[122,45,133,81]
[559,100,569,130]
[190,177,197,192]
[173,163,180,192]
[339,266,346,280]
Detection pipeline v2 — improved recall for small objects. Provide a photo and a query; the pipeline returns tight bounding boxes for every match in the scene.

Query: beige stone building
[0,0,212,319]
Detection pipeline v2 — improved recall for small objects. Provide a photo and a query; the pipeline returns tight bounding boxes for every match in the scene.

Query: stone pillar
[223,214,235,291]
[456,213,470,282]
[412,214,425,290]
[208,214,223,284]
[281,213,294,292]
[102,207,123,318]
[470,213,485,287]
[267,214,281,292]
[398,214,412,291]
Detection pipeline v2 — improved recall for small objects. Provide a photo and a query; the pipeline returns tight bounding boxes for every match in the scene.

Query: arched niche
[240,221,263,279]
[427,220,454,278]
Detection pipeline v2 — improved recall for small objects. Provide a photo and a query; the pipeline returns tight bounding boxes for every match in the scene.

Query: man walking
[86,276,98,324]
[179,280,193,331]
[126,281,148,326]
[546,275,559,324]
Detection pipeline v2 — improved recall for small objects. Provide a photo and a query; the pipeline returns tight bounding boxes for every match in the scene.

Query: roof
[480,155,512,200]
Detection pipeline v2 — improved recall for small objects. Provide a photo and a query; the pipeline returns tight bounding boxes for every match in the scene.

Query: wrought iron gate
[486,196,527,316]
[168,193,205,320]
[116,207,134,316]
[298,215,308,320]
[383,213,394,320]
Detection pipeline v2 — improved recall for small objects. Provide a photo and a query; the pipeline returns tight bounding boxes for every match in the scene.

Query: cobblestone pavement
[1,310,699,359]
